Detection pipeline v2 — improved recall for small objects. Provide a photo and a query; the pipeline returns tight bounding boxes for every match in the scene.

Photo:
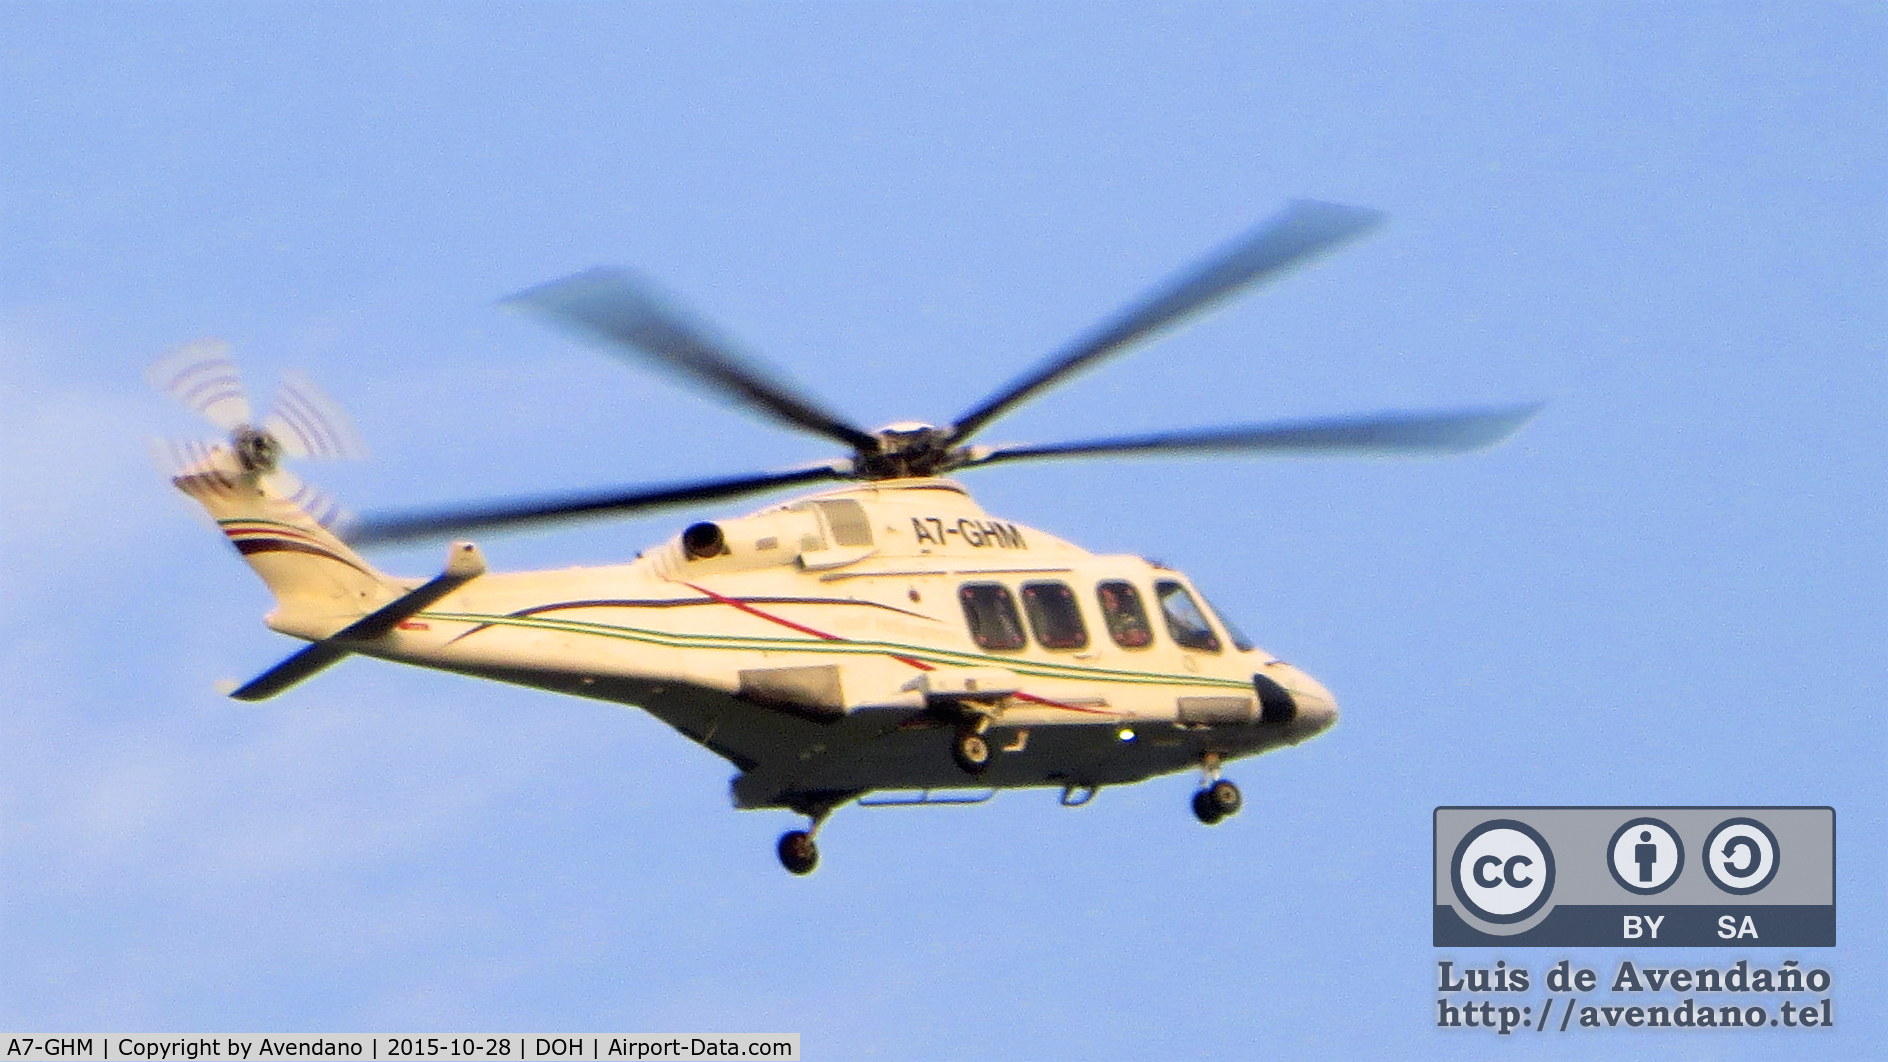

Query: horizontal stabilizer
[231,542,486,702]
[230,642,350,701]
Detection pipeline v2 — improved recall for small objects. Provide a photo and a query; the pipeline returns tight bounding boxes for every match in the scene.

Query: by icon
[1607,816,1684,895]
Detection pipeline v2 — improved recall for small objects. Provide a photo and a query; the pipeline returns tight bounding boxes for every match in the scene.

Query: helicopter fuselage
[295,478,1336,812]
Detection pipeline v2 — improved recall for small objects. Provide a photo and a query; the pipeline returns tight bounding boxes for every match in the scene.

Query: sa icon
[1704,817,1781,896]
[1451,819,1556,924]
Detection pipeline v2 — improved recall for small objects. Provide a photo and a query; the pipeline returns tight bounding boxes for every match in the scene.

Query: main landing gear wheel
[777,829,819,875]
[1192,779,1242,825]
[951,729,993,775]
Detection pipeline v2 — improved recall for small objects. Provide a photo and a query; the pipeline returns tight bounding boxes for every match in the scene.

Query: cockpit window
[1155,579,1221,652]
[960,583,1026,651]
[1205,596,1256,652]
[1021,581,1088,650]
[1096,580,1153,648]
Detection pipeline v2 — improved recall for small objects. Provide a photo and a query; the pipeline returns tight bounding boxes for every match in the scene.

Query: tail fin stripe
[223,524,326,547]
[219,518,325,539]
[217,517,317,534]
[230,537,380,578]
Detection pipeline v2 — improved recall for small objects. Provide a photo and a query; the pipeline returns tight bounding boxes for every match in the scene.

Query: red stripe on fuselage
[679,581,1108,715]
[681,580,933,669]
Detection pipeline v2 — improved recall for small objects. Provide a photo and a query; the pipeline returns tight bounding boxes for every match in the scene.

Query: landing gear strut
[1191,752,1242,826]
[951,716,994,775]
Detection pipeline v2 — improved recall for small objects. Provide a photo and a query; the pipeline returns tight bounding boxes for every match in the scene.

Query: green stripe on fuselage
[419,609,1253,691]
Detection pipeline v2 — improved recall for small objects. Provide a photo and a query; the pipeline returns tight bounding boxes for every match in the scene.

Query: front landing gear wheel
[951,730,992,775]
[1191,788,1223,825]
[777,829,819,875]
[1192,780,1242,825]
[1207,779,1242,818]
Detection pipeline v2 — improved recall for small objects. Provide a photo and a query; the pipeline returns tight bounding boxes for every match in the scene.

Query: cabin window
[960,583,1026,651]
[1155,579,1221,652]
[1021,581,1088,650]
[1096,580,1153,649]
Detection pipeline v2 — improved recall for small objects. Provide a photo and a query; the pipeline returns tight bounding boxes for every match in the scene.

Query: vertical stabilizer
[175,458,400,639]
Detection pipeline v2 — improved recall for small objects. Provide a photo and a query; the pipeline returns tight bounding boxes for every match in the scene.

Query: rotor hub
[855,422,959,479]
[231,425,282,474]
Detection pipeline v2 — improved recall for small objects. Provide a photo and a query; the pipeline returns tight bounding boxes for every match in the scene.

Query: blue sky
[2,3,1882,1058]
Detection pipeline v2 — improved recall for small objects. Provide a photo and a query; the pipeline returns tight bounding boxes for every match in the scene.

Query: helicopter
[153,200,1537,874]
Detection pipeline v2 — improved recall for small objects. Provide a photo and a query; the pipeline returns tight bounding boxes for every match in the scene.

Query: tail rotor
[147,338,365,529]
[264,367,369,463]
[146,337,252,432]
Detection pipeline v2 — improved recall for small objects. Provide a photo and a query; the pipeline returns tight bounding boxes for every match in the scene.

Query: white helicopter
[154,201,1536,874]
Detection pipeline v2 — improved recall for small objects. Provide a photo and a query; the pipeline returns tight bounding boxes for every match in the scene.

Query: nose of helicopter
[1290,673,1339,733]
[1260,666,1337,734]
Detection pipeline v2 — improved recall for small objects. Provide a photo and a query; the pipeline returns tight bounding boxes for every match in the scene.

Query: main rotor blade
[959,403,1543,468]
[345,462,852,547]
[948,200,1386,446]
[507,268,879,453]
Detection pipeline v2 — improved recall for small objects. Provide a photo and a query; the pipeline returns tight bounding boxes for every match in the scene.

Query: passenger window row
[959,578,1236,654]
